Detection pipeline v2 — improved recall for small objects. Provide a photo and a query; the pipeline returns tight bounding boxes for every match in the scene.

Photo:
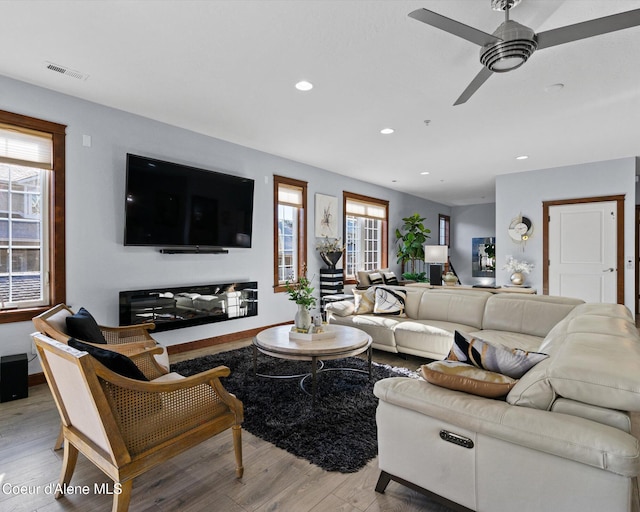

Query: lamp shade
[424,245,448,263]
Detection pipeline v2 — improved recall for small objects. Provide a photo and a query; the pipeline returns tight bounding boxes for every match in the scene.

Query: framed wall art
[472,237,496,278]
[315,193,338,238]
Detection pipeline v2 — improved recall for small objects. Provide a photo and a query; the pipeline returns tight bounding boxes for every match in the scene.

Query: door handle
[603,268,615,272]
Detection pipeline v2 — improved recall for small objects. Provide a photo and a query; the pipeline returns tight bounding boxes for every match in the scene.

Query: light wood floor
[0,340,453,512]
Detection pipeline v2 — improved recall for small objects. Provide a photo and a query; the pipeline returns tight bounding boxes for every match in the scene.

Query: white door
[548,201,617,303]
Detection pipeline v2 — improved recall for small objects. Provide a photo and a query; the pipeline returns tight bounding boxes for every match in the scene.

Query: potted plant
[395,213,431,282]
[502,256,534,286]
[285,271,317,331]
[315,237,345,269]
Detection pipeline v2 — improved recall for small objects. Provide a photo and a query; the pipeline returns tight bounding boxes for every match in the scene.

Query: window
[439,214,451,271]
[343,192,388,282]
[439,214,450,246]
[273,175,307,292]
[0,110,65,323]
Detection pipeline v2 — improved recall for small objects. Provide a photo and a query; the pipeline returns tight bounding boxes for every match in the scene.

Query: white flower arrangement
[502,256,534,274]
[315,237,344,253]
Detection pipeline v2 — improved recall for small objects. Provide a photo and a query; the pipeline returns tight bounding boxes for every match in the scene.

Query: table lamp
[424,245,448,286]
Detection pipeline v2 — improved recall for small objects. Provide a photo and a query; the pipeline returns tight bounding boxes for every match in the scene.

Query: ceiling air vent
[45,62,89,81]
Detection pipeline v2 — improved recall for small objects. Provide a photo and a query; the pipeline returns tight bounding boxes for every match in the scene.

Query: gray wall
[450,203,496,285]
[0,74,449,374]
[495,157,637,311]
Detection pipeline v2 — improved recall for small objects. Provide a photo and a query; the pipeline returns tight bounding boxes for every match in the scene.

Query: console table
[407,283,537,294]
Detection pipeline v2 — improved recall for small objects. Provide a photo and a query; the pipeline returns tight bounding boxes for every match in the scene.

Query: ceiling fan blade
[454,67,493,106]
[409,8,502,47]
[536,8,640,50]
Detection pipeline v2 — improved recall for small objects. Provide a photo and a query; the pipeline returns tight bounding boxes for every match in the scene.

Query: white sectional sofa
[328,287,640,511]
[325,287,582,360]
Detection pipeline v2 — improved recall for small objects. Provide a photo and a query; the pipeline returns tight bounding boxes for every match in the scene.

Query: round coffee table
[253,324,373,405]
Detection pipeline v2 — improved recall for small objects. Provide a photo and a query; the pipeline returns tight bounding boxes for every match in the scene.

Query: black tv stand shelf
[159,247,229,254]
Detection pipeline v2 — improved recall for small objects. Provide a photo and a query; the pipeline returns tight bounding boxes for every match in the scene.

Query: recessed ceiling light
[420,171,430,175]
[295,80,313,91]
[516,155,529,160]
[380,128,394,135]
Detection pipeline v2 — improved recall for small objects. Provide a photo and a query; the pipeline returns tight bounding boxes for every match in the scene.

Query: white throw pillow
[373,287,407,317]
[353,288,375,314]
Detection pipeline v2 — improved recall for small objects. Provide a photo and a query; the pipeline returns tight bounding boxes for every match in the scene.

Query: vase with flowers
[315,237,345,269]
[502,256,534,286]
[285,270,317,331]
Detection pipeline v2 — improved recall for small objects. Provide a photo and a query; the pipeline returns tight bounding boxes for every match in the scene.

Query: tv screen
[124,154,254,248]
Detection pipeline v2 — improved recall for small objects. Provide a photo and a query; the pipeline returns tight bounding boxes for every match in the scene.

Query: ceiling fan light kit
[409,1,640,105]
[480,20,536,72]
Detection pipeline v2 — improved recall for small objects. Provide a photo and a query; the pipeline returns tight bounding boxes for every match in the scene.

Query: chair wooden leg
[54,424,64,450]
[112,480,132,512]
[55,441,79,499]
[232,425,243,478]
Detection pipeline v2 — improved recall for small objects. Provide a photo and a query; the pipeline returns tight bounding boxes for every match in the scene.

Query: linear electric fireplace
[119,281,258,332]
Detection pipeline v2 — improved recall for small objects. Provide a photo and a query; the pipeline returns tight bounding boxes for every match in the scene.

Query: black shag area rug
[171,346,417,473]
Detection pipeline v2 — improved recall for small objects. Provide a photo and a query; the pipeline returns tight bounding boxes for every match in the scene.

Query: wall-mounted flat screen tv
[124,154,254,248]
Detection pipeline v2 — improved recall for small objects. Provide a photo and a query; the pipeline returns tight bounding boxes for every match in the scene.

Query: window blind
[0,124,53,170]
[278,183,303,207]
[345,198,386,219]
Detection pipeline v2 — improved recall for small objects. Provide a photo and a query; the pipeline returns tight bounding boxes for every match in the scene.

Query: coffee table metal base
[253,346,372,406]
[252,325,373,406]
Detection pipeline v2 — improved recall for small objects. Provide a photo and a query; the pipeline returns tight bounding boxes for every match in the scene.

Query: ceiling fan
[409,0,640,105]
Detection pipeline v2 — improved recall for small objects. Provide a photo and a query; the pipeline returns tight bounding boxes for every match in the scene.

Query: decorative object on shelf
[508,214,534,249]
[424,245,448,286]
[396,213,431,282]
[315,236,345,269]
[285,270,317,331]
[442,272,458,286]
[502,256,534,286]
[510,272,524,286]
[315,194,338,238]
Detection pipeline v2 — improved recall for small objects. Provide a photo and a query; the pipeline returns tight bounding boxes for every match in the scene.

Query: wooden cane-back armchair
[33,303,173,449]
[32,303,166,364]
[33,332,244,512]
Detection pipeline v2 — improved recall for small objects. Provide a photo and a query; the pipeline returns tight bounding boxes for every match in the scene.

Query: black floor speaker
[1,353,28,403]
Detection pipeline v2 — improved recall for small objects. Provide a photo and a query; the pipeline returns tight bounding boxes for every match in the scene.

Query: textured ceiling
[1,0,639,205]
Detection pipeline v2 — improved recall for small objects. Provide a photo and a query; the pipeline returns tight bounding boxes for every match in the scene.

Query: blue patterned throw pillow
[448,331,548,379]
[373,287,407,317]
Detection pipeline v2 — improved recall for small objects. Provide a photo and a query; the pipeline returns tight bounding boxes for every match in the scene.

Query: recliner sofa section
[372,300,640,512]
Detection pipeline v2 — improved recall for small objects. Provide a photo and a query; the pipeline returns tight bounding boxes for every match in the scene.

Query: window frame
[273,175,307,293]
[0,110,66,324]
[342,191,388,284]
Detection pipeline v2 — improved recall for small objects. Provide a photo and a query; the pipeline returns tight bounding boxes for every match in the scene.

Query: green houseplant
[395,213,431,282]
[285,271,316,331]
